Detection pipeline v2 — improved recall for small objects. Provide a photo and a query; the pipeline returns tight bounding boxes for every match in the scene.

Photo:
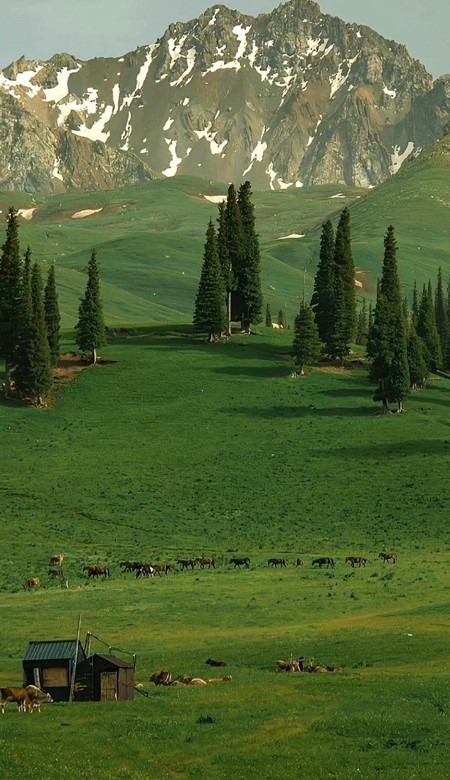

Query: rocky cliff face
[1,0,449,192]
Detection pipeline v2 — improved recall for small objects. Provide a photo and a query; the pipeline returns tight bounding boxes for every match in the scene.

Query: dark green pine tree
[407,323,428,390]
[366,226,409,413]
[237,181,263,331]
[44,265,61,366]
[225,183,244,323]
[75,248,106,364]
[332,207,356,356]
[435,267,449,370]
[416,282,442,372]
[310,220,335,351]
[0,208,22,396]
[355,298,369,346]
[217,200,232,332]
[292,301,321,375]
[193,219,227,342]
[411,280,419,327]
[265,302,272,327]
[368,301,373,332]
[277,308,287,329]
[14,259,53,405]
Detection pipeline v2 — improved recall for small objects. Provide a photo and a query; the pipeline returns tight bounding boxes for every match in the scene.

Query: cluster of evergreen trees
[0,207,106,406]
[193,181,262,339]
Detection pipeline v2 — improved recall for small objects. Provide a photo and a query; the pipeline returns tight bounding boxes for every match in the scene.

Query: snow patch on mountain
[44,65,81,103]
[390,141,414,174]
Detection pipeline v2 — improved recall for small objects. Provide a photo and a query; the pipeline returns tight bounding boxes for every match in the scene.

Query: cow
[312,557,335,568]
[268,558,286,568]
[24,577,40,590]
[25,685,53,712]
[0,685,52,714]
[271,323,283,329]
[345,556,367,568]
[149,670,172,686]
[195,557,215,569]
[49,554,64,566]
[379,552,397,564]
[48,569,64,578]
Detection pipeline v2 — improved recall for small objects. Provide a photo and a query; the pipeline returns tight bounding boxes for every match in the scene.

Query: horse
[379,552,397,563]
[345,556,367,568]
[312,557,335,568]
[268,558,286,568]
[49,554,64,566]
[296,558,304,567]
[24,577,40,590]
[152,563,173,575]
[177,559,196,570]
[195,557,215,569]
[83,565,110,578]
[120,560,142,571]
[230,557,250,568]
[135,564,155,578]
[48,569,64,578]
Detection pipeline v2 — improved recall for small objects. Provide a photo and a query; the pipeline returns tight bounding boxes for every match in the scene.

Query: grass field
[0,327,449,779]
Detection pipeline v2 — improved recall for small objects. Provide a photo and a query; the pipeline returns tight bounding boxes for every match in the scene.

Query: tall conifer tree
[265,302,272,327]
[417,282,442,371]
[75,248,106,364]
[193,219,227,342]
[332,207,356,355]
[407,323,428,390]
[217,200,232,332]
[435,267,449,369]
[292,302,321,375]
[0,208,22,396]
[411,280,419,327]
[44,265,61,366]
[237,181,262,331]
[311,220,335,350]
[225,184,244,322]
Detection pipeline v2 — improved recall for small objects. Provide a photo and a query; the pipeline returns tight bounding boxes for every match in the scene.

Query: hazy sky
[1,0,448,77]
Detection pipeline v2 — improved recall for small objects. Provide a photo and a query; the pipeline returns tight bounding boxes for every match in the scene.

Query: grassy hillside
[0,328,449,778]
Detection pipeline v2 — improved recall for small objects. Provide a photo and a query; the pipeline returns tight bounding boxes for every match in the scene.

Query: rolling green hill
[2,135,450,330]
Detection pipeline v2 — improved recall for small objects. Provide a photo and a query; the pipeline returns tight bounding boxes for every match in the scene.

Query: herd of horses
[22,552,398,589]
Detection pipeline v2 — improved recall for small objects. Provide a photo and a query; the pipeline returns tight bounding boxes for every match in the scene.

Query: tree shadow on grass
[214,365,290,378]
[222,404,373,418]
[324,439,450,458]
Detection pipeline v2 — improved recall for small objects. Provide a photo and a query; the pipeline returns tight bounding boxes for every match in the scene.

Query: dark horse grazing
[345,556,367,568]
[379,552,397,563]
[177,559,196,570]
[312,557,335,568]
[230,557,250,568]
[268,558,287,568]
[83,565,110,578]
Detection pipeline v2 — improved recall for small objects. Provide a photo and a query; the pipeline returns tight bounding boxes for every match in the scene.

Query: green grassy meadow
[0,328,449,778]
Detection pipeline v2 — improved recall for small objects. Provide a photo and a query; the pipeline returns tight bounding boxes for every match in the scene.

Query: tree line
[0,208,105,405]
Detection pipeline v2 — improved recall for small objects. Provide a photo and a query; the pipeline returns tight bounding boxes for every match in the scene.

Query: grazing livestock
[296,558,304,567]
[152,563,173,575]
[268,558,286,568]
[83,565,110,578]
[49,554,64,566]
[25,685,53,712]
[345,556,367,568]
[195,557,215,569]
[149,670,172,686]
[0,685,52,713]
[312,557,335,568]
[230,557,250,568]
[120,560,142,572]
[205,659,227,668]
[276,659,302,672]
[24,577,40,590]
[379,552,397,563]
[48,569,64,578]
[207,676,232,684]
[135,564,154,578]
[177,559,196,570]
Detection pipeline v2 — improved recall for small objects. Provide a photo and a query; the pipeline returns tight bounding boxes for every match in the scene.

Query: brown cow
[0,685,51,713]
[149,670,172,686]
[25,685,53,711]
[49,554,64,566]
[24,577,40,590]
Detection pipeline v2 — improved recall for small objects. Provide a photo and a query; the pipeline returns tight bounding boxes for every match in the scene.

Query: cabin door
[100,671,117,701]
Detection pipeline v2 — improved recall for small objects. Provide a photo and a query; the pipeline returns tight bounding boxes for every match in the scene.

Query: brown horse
[152,563,173,575]
[268,558,286,568]
[296,558,304,567]
[195,557,215,569]
[345,556,367,568]
[83,565,110,578]
[177,559,196,570]
[379,552,397,564]
[24,577,40,590]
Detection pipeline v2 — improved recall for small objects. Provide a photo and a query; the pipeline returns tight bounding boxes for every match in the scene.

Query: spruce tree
[435,267,449,370]
[75,248,106,364]
[44,265,61,366]
[277,308,287,329]
[265,302,272,327]
[311,220,335,350]
[366,226,409,412]
[193,219,227,342]
[332,207,356,355]
[416,282,442,372]
[292,302,321,375]
[237,181,263,331]
[411,280,419,327]
[0,208,22,396]
[217,200,231,332]
[355,298,369,346]
[14,260,53,405]
[407,323,428,390]
[225,184,244,323]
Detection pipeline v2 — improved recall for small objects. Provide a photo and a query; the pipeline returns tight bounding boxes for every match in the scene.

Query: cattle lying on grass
[149,670,233,687]
[0,685,52,713]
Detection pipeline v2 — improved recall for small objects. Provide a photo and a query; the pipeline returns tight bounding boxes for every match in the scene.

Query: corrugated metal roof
[95,654,133,668]
[23,639,81,662]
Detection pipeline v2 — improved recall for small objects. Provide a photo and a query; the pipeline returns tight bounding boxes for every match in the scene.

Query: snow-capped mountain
[1,0,449,193]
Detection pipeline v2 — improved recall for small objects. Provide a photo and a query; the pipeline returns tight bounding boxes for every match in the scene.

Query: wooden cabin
[22,639,86,701]
[74,653,134,701]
